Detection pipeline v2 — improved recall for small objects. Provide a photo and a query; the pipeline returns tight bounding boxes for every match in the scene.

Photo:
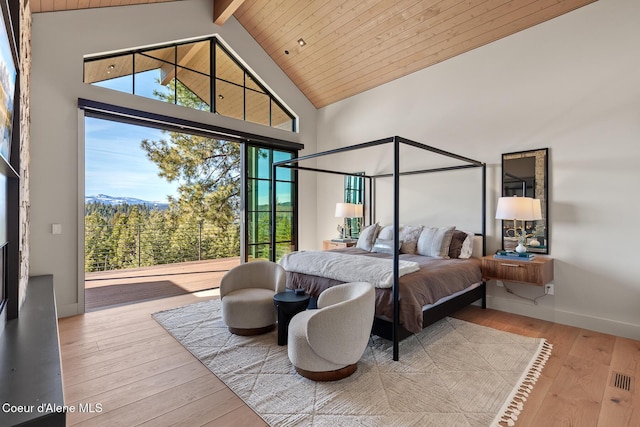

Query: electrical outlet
[545,283,554,295]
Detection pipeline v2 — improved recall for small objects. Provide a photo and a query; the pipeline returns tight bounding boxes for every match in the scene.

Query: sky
[85,117,179,202]
[84,66,291,206]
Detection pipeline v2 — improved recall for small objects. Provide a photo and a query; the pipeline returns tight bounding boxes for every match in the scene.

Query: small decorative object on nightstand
[322,239,356,250]
[482,254,554,287]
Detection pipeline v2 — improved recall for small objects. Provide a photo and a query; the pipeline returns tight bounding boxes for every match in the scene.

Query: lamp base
[515,243,527,253]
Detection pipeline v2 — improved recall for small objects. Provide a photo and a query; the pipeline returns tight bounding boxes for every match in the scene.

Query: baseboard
[487,295,640,341]
[553,309,640,341]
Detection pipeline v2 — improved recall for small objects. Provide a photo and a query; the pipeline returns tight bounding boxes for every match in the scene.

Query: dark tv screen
[0,2,16,166]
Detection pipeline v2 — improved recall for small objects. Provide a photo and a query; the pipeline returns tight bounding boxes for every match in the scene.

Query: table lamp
[335,202,363,240]
[495,196,542,253]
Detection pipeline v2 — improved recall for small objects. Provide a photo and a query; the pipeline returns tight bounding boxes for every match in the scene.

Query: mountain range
[85,194,169,209]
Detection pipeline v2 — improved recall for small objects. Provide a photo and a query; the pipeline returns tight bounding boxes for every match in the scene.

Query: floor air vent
[611,372,633,392]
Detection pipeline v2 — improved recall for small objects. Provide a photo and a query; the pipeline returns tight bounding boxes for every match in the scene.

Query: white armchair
[287,282,375,381]
[220,261,286,336]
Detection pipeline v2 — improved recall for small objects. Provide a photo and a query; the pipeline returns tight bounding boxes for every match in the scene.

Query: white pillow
[416,226,456,258]
[371,238,402,254]
[376,224,396,240]
[356,223,380,251]
[378,224,412,240]
[459,231,475,258]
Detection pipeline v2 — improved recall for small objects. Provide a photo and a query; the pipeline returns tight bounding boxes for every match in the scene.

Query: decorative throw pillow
[376,225,396,241]
[399,225,423,254]
[416,226,456,258]
[459,231,475,259]
[371,238,393,254]
[377,224,411,240]
[371,238,402,255]
[356,223,380,251]
[448,230,468,258]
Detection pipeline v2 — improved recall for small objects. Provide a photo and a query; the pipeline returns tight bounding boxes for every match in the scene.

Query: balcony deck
[84,257,240,311]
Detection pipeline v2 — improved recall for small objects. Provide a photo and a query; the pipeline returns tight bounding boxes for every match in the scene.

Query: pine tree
[84,78,242,272]
[140,78,241,258]
[84,210,111,272]
[139,208,174,266]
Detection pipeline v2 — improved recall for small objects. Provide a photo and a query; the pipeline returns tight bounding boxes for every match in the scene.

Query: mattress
[285,247,482,333]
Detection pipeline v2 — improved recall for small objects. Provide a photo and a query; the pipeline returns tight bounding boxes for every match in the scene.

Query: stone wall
[18,0,31,307]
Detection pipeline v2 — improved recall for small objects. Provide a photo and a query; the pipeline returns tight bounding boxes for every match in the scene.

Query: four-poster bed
[270,136,487,360]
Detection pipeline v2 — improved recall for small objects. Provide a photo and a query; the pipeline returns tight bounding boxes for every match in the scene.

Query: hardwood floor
[453,307,640,427]
[58,296,640,426]
[59,290,266,426]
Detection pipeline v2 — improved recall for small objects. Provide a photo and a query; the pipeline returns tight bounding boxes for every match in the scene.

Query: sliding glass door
[246,147,296,261]
[83,109,298,278]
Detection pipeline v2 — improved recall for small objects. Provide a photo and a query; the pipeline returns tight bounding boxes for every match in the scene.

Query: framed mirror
[501,148,549,254]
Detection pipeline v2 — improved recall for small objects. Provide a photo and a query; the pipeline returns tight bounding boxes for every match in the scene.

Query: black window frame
[83,37,297,132]
[244,145,297,262]
[78,99,301,266]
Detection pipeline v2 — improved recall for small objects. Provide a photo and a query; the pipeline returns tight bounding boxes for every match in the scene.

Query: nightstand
[482,255,554,287]
[322,239,357,250]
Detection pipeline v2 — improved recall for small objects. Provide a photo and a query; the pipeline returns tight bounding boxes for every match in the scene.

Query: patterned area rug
[153,299,551,426]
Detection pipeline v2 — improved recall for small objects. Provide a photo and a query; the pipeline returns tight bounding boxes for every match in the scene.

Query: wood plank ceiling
[33,0,597,108]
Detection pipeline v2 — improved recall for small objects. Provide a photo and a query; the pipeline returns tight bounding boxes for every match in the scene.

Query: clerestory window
[83,37,296,132]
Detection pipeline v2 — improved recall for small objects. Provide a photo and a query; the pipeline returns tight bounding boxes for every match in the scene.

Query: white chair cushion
[221,288,276,329]
[287,282,375,374]
[219,261,286,297]
[288,311,346,372]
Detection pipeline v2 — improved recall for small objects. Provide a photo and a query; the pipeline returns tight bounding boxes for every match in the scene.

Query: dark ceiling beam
[213,0,245,25]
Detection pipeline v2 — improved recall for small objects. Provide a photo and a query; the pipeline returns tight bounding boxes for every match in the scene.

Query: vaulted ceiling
[33,0,597,108]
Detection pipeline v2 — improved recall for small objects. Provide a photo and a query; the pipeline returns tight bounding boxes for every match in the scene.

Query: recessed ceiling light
[297,38,306,47]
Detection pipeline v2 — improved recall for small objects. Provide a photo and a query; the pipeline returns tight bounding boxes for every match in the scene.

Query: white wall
[30,0,318,316]
[317,0,640,339]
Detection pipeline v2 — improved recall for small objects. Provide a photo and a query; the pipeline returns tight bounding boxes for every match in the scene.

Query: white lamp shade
[531,198,542,220]
[353,203,364,218]
[495,197,541,220]
[335,202,363,218]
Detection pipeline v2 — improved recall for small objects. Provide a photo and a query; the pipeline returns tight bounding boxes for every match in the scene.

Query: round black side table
[273,291,311,346]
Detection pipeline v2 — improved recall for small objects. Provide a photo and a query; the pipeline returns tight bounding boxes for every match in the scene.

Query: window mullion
[211,39,215,113]
[84,36,295,131]
[173,47,177,106]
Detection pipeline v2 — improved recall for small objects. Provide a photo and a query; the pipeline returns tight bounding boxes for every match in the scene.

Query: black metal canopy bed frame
[270,136,487,361]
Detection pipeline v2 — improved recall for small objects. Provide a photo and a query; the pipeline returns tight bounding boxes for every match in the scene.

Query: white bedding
[279,250,420,288]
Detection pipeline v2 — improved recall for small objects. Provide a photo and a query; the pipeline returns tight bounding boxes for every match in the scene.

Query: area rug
[153,299,551,426]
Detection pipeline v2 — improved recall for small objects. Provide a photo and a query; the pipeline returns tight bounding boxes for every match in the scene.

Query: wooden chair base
[228,324,275,336]
[294,363,357,381]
